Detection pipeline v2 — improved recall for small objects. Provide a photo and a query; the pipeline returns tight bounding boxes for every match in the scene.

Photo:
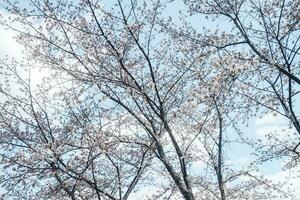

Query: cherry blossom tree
[185,0,300,165]
[0,58,153,200]
[0,0,298,199]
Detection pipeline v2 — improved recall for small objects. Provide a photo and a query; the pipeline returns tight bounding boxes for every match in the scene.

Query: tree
[0,0,298,199]
[0,59,152,200]
[185,0,300,164]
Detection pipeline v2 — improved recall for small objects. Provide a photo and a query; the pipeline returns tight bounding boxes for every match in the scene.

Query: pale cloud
[225,156,252,168]
[254,113,296,140]
[0,10,24,59]
[255,113,287,127]
[266,165,300,200]
[0,10,51,87]
[252,113,300,199]
[0,26,23,58]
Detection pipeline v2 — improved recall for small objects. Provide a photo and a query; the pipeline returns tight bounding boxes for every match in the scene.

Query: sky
[0,1,300,199]
[0,13,41,78]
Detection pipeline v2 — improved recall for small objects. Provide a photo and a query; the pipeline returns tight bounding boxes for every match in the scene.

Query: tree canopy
[0,0,299,199]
